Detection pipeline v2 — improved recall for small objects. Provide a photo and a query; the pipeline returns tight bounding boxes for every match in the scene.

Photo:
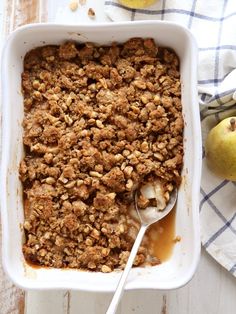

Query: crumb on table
[69,0,79,12]
[88,8,95,18]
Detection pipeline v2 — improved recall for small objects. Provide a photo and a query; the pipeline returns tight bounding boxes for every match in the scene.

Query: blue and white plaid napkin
[105,0,236,276]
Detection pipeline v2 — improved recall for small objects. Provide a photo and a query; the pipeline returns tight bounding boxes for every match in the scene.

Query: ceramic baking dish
[1,21,201,291]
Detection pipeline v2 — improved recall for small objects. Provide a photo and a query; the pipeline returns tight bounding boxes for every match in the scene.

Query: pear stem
[230,118,236,131]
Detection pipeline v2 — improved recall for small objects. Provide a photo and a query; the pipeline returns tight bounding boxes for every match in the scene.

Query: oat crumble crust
[20,38,184,272]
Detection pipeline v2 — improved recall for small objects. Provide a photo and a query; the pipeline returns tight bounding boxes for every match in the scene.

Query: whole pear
[119,0,157,8]
[205,117,236,181]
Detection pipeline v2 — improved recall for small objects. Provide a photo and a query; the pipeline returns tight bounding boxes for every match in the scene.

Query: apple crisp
[20,38,183,272]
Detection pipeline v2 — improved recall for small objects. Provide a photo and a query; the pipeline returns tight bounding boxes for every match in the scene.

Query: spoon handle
[106,224,148,314]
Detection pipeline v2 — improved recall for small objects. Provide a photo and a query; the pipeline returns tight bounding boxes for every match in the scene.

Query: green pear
[205,117,236,181]
[119,0,157,8]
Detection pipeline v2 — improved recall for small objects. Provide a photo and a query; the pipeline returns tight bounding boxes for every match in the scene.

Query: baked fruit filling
[20,38,183,272]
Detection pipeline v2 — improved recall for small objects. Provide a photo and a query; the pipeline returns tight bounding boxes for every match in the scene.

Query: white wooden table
[0,1,236,313]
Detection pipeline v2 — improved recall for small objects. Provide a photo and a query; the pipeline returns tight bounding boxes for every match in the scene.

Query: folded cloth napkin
[105,0,236,276]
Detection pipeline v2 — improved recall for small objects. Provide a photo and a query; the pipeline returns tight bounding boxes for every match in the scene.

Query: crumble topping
[20,38,183,272]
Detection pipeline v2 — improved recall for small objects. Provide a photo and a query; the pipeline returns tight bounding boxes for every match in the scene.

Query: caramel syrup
[146,206,176,262]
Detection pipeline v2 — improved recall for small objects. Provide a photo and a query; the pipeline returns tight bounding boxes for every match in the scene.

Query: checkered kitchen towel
[105,0,236,275]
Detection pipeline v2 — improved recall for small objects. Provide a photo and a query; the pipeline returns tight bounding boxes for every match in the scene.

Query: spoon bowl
[135,188,178,226]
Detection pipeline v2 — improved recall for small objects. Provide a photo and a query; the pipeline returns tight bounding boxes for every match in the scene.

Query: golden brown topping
[21,38,183,271]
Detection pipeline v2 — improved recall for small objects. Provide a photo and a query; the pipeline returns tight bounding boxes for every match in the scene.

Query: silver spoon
[106,188,177,314]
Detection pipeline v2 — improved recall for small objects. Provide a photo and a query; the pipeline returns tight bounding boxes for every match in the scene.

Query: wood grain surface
[0,1,44,313]
[1,1,236,314]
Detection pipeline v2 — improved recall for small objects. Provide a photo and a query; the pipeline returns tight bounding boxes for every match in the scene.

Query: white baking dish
[1,21,201,291]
